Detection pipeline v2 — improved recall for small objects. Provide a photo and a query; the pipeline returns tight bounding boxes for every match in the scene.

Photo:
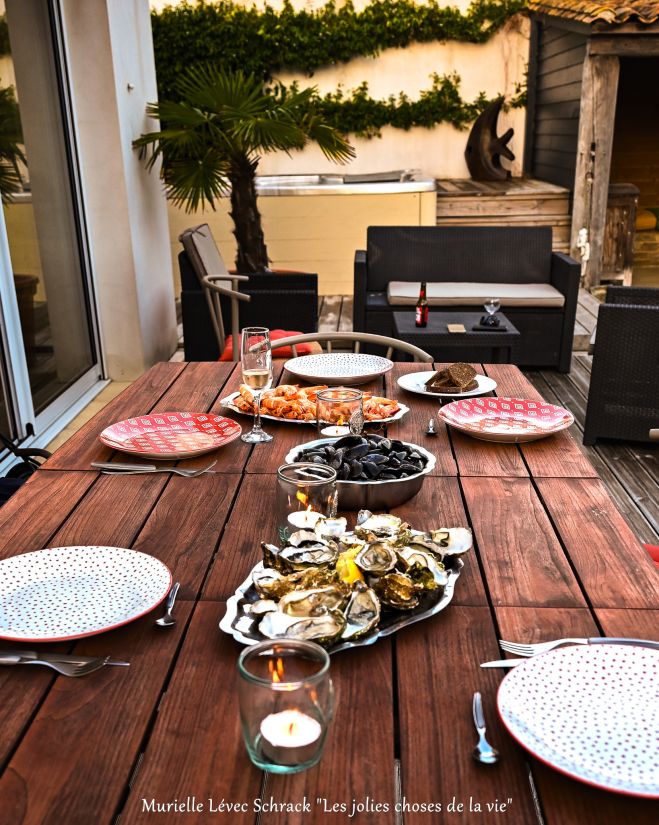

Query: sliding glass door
[0,0,101,454]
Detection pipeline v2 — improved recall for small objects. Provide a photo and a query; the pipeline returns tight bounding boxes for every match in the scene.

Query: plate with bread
[397,363,497,399]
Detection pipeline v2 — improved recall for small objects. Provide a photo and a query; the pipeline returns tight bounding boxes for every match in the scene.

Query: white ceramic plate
[397,371,497,398]
[283,353,393,386]
[0,546,172,641]
[498,644,659,798]
[220,391,408,426]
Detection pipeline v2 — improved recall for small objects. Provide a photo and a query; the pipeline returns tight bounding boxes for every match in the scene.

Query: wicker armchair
[583,287,659,445]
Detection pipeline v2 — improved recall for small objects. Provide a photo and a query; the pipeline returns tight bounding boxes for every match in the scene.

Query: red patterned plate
[437,397,573,443]
[99,412,242,459]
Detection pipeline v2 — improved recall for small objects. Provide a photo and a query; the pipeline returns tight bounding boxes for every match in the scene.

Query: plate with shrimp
[220,384,408,425]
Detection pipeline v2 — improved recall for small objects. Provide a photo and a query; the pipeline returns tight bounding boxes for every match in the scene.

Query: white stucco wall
[149,1,529,178]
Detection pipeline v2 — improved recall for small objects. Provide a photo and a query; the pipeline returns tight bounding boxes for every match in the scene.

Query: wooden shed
[525,1,659,286]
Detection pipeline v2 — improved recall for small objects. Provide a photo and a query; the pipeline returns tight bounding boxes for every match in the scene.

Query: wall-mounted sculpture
[465,97,514,181]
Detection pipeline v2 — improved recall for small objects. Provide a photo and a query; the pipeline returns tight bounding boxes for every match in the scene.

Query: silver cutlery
[92,460,217,477]
[426,417,437,436]
[0,649,129,667]
[0,653,130,677]
[472,692,499,764]
[481,658,527,669]
[499,636,659,658]
[155,581,180,628]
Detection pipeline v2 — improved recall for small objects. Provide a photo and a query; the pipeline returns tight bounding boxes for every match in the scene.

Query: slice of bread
[425,363,477,393]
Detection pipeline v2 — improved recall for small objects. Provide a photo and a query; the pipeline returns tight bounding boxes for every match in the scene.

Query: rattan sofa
[583,286,659,445]
[353,226,580,372]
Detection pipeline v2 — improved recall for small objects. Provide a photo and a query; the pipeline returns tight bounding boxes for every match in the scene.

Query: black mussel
[408,451,422,460]
[367,434,384,443]
[312,455,326,465]
[380,472,397,480]
[365,453,388,465]
[324,446,336,457]
[334,435,363,449]
[390,440,404,451]
[363,461,381,478]
[387,457,401,468]
[330,456,342,470]
[379,438,392,452]
[393,451,407,462]
[334,448,345,463]
[349,460,363,478]
[339,463,350,480]
[399,462,418,474]
[345,443,370,461]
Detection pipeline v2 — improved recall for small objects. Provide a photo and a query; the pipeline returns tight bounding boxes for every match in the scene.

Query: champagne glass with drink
[241,327,273,443]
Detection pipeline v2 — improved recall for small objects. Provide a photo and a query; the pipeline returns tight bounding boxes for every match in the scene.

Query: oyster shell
[355,540,397,576]
[314,516,347,539]
[287,529,326,547]
[342,582,380,640]
[373,572,420,610]
[397,547,449,588]
[429,527,473,557]
[279,543,339,570]
[248,599,278,616]
[278,586,347,617]
[259,607,346,645]
[355,511,404,539]
[253,567,286,597]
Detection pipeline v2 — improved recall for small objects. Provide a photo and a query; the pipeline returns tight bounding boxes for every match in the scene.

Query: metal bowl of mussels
[285,434,436,510]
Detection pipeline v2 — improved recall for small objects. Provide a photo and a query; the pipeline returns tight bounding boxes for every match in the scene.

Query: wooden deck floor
[318,294,658,545]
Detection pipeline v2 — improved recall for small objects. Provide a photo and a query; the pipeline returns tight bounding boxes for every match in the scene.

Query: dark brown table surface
[0,360,657,825]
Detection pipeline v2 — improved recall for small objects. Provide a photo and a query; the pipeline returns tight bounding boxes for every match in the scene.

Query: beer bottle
[415,281,429,327]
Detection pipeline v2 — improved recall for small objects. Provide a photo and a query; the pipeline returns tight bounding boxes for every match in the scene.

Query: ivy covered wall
[149,0,529,178]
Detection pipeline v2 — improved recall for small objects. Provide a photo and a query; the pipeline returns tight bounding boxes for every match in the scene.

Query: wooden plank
[536,478,659,608]
[317,294,342,332]
[0,471,96,558]
[596,608,659,640]
[0,602,194,825]
[42,361,186,471]
[131,473,241,600]
[262,641,396,825]
[384,363,458,477]
[119,603,262,825]
[483,365,598,479]
[496,605,599,645]
[338,296,353,332]
[397,606,539,825]
[590,35,659,57]
[461,477,587,608]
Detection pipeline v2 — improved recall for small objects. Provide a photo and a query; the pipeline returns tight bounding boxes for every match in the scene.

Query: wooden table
[1,361,658,825]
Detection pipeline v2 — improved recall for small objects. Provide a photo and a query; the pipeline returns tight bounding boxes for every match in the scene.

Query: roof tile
[528,2,659,25]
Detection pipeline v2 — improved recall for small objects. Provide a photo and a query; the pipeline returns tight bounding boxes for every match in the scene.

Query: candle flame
[268,657,285,683]
[337,415,344,426]
[295,491,308,507]
[288,722,295,735]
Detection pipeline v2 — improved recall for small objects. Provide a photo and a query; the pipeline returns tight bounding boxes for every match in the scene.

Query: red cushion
[644,544,659,569]
[219,330,312,362]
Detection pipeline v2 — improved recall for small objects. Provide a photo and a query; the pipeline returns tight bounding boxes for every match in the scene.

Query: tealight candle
[287,509,322,529]
[320,425,351,437]
[259,709,323,766]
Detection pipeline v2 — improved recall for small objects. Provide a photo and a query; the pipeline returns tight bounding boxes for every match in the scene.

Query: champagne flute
[240,327,273,443]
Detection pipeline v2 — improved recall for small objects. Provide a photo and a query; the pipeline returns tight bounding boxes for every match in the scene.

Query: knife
[91,461,158,472]
[481,659,526,669]
[0,650,129,666]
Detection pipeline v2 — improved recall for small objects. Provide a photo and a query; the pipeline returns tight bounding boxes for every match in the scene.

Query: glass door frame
[0,0,105,464]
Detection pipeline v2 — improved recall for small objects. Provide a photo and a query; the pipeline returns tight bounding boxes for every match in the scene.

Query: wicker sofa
[353,226,580,372]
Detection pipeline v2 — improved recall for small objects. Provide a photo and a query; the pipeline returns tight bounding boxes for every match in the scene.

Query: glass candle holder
[316,387,363,438]
[237,640,334,774]
[276,463,337,542]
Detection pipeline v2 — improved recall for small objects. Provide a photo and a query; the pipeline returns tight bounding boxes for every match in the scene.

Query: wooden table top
[0,361,657,825]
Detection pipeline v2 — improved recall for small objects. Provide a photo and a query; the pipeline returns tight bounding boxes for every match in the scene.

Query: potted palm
[134,65,354,273]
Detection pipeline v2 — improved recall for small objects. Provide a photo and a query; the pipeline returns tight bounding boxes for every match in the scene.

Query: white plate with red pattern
[0,546,172,641]
[99,412,242,459]
[498,644,659,798]
[437,397,573,443]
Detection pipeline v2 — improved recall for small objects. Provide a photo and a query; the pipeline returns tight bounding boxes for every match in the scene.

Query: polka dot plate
[498,644,659,797]
[283,353,393,386]
[438,396,574,443]
[99,412,242,459]
[0,546,172,641]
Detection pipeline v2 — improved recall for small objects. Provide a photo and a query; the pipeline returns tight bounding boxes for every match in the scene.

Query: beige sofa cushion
[387,281,565,308]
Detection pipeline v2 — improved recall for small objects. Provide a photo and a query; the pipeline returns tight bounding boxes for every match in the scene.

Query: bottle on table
[415,281,429,328]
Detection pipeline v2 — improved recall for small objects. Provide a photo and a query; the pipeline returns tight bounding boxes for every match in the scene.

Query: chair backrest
[365,226,553,292]
[605,285,659,306]
[268,332,433,362]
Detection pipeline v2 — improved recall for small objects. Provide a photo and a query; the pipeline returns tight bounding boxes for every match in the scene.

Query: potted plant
[0,84,25,202]
[134,65,354,273]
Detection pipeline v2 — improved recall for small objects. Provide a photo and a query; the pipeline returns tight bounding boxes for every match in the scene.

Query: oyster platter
[220,510,472,654]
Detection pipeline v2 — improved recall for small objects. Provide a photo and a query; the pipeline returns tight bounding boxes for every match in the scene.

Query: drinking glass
[276,462,338,544]
[483,297,501,326]
[316,387,363,438]
[237,640,334,774]
[240,327,273,443]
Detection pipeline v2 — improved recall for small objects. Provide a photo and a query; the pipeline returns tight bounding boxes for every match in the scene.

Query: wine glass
[240,327,273,443]
[483,297,501,326]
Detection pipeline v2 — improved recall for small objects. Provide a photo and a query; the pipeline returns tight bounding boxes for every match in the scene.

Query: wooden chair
[267,332,433,362]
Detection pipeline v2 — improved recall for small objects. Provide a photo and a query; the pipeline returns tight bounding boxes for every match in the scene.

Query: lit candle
[287,508,322,529]
[320,425,350,437]
[259,709,323,767]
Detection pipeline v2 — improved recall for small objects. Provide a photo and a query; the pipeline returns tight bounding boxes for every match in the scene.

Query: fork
[95,460,217,477]
[11,656,115,677]
[499,637,659,657]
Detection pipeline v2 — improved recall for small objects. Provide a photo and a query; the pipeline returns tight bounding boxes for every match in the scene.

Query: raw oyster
[342,582,380,640]
[397,547,449,588]
[429,527,473,557]
[253,567,287,597]
[314,516,347,539]
[374,572,420,610]
[279,542,339,570]
[287,529,326,547]
[355,511,404,538]
[248,599,278,616]
[259,607,346,645]
[278,586,347,617]
[253,565,345,599]
[355,540,397,575]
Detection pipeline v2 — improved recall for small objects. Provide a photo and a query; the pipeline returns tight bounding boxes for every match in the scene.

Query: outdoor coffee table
[0,360,657,824]
[393,310,520,363]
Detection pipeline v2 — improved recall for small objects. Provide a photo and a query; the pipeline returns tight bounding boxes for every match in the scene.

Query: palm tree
[0,84,26,202]
[134,66,354,273]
